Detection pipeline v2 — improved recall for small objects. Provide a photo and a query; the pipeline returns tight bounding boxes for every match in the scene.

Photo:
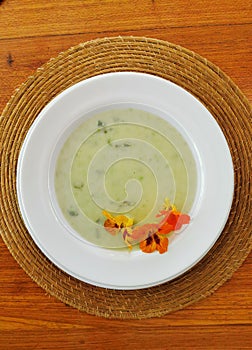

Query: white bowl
[17,72,234,289]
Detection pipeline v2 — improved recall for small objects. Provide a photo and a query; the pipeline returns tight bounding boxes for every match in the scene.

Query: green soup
[54,108,197,248]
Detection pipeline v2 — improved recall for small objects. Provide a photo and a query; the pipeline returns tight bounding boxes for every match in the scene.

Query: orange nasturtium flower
[122,223,159,250]
[137,203,190,254]
[130,223,168,254]
[102,210,133,236]
[122,223,168,254]
[157,209,190,235]
[156,199,190,234]
[139,232,168,254]
[103,199,190,255]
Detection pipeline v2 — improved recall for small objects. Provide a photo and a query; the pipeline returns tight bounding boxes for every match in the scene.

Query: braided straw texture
[0,36,251,319]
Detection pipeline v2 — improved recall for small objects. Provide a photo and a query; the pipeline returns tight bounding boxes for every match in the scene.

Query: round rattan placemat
[0,36,251,319]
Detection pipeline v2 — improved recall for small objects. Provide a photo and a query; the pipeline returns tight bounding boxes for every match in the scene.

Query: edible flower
[102,210,133,236]
[122,223,159,250]
[136,201,190,254]
[127,223,168,254]
[157,204,190,235]
[139,232,168,254]
[102,198,190,255]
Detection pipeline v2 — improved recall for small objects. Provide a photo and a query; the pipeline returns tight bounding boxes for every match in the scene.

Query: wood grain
[0,0,251,39]
[0,0,251,349]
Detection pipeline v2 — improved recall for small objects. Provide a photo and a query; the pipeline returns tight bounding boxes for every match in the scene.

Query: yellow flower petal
[163,198,176,211]
[103,210,133,235]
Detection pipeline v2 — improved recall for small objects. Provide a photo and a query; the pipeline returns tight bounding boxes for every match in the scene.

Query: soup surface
[54,108,197,248]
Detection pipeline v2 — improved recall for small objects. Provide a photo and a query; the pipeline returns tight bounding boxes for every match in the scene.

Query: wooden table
[0,1,251,349]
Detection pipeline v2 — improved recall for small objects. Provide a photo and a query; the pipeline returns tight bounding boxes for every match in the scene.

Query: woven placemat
[0,36,251,319]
